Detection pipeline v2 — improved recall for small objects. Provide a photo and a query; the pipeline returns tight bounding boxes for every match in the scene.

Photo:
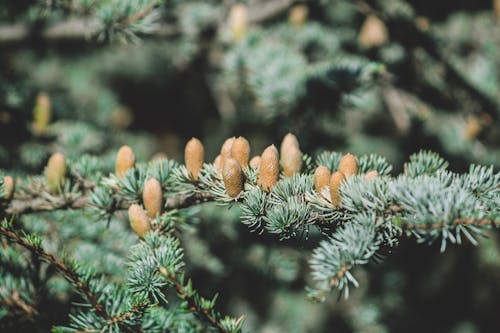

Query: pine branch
[357,0,500,121]
[159,268,243,333]
[4,190,215,215]
[0,222,109,320]
[0,287,39,319]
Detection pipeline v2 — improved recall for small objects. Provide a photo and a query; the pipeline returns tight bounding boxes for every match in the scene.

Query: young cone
[231,136,250,168]
[184,138,204,181]
[257,145,279,191]
[115,145,135,177]
[128,204,151,238]
[45,153,66,193]
[219,137,235,174]
[282,145,302,177]
[214,155,222,173]
[143,178,163,218]
[289,5,308,27]
[3,176,15,200]
[249,156,261,169]
[32,92,51,134]
[228,3,248,42]
[358,15,388,48]
[365,170,379,180]
[280,133,302,177]
[338,153,358,177]
[329,171,345,207]
[223,158,244,198]
[314,166,331,196]
[280,133,299,156]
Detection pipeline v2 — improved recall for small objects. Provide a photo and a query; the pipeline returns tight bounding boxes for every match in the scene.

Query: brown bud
[280,133,299,157]
[3,176,15,200]
[289,5,308,27]
[358,15,388,48]
[116,145,135,177]
[329,171,345,207]
[184,138,204,180]
[214,155,222,173]
[151,152,168,161]
[33,92,51,134]
[219,137,235,174]
[45,153,66,193]
[314,166,331,196]
[464,116,481,140]
[281,145,302,177]
[228,3,248,42]
[257,145,279,191]
[128,204,151,238]
[365,170,379,180]
[249,156,261,169]
[231,136,250,168]
[223,158,244,198]
[338,153,358,178]
[143,178,163,218]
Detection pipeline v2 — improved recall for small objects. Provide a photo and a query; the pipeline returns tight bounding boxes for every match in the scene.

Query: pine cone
[185,138,204,181]
[115,145,135,177]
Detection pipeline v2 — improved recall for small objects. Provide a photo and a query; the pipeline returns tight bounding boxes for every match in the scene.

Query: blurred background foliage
[1,0,500,332]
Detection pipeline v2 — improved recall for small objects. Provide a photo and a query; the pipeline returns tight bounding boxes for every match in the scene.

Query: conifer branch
[0,223,108,318]
[159,268,242,333]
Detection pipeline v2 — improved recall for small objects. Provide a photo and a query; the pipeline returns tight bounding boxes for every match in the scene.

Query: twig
[159,268,241,333]
[0,223,108,319]
[5,190,215,215]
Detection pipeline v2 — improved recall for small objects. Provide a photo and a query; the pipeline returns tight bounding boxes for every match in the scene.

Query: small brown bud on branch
[214,155,222,173]
[365,170,379,180]
[223,158,244,198]
[281,133,302,177]
[184,138,204,181]
[249,156,261,169]
[231,136,250,169]
[115,145,135,177]
[257,145,279,192]
[314,166,331,197]
[338,153,358,178]
[128,204,151,238]
[219,137,235,172]
[3,176,15,200]
[45,153,66,193]
[32,92,51,134]
[143,178,163,218]
[329,171,345,207]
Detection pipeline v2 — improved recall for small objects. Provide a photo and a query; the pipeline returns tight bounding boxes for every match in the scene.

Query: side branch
[402,218,500,230]
[0,223,109,320]
[5,191,215,215]
[159,268,242,333]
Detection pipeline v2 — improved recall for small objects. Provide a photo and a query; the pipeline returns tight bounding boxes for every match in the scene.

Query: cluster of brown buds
[183,133,304,198]
[115,145,162,238]
[314,154,379,206]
